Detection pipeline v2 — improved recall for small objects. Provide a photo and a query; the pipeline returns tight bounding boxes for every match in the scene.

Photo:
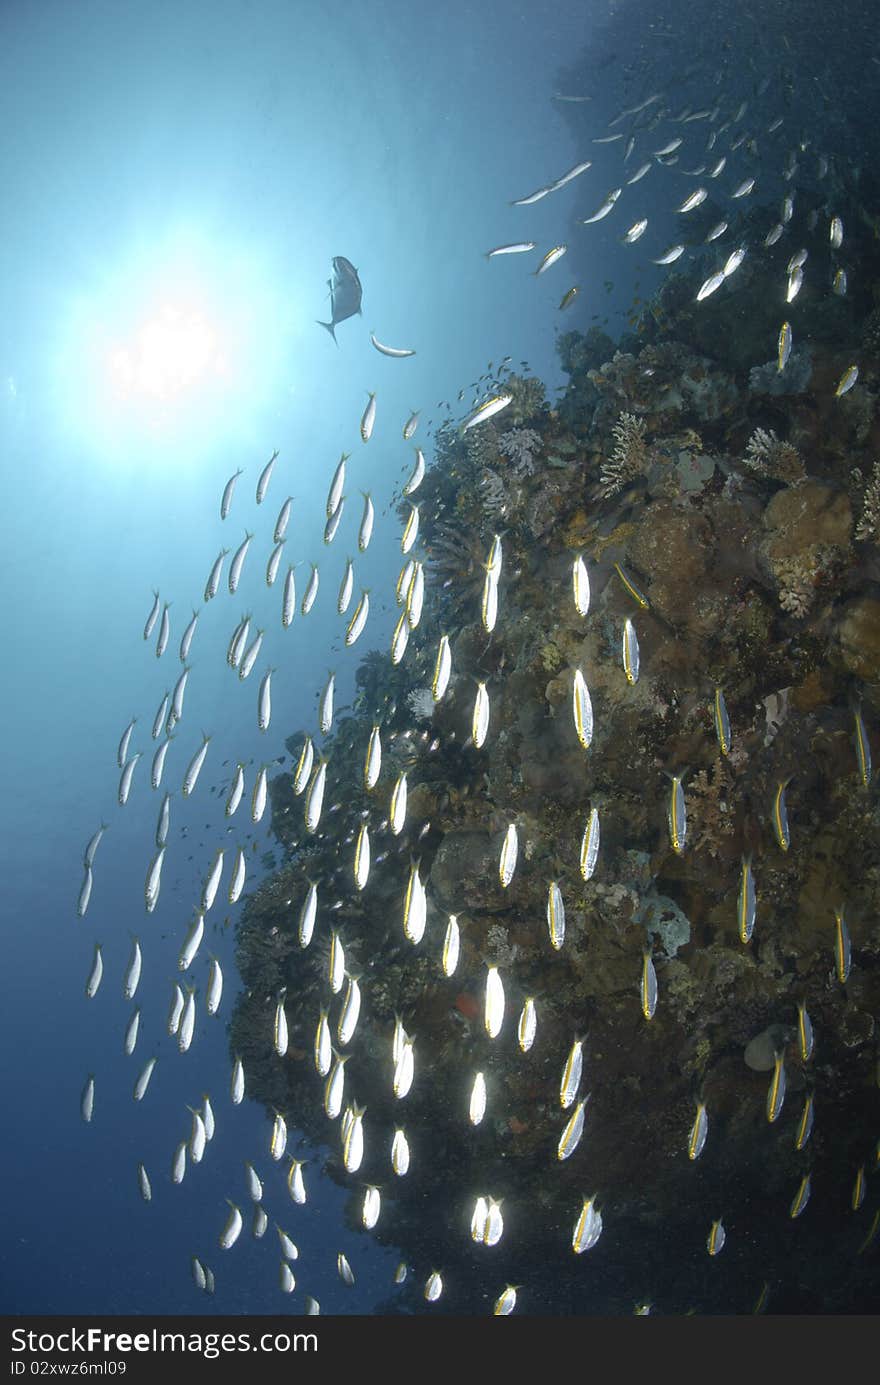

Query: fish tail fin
[316,320,338,345]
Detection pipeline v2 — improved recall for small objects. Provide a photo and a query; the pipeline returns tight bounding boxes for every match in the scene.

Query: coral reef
[743,427,805,484]
[230,221,880,1317]
[599,411,650,498]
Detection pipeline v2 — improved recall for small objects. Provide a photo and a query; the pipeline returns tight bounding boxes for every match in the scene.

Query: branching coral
[688,757,735,857]
[599,412,650,497]
[855,460,880,542]
[503,373,547,425]
[497,428,542,475]
[743,427,805,484]
[771,545,840,617]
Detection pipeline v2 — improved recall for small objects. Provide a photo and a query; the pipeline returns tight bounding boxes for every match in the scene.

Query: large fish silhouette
[317,255,363,344]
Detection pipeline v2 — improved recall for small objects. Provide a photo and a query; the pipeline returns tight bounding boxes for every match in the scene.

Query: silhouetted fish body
[317,255,363,343]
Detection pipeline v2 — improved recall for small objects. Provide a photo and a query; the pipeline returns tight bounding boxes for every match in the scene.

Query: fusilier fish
[219,1201,243,1249]
[472,680,490,748]
[123,1007,140,1055]
[337,558,354,616]
[766,1049,786,1123]
[220,467,243,521]
[228,529,253,595]
[572,1196,603,1253]
[402,862,427,945]
[133,1056,156,1102]
[293,738,313,795]
[346,590,370,646]
[143,591,160,641]
[391,1128,410,1176]
[572,553,590,615]
[77,865,93,918]
[85,944,103,999]
[81,1075,95,1123]
[301,564,319,615]
[622,617,640,684]
[353,822,370,891]
[771,778,792,851]
[432,635,452,702]
[274,995,289,1057]
[677,188,708,212]
[580,807,600,880]
[696,271,725,301]
[641,950,658,1020]
[182,734,211,797]
[778,321,793,372]
[795,1092,814,1151]
[228,846,246,904]
[707,1218,725,1255]
[790,1174,811,1219]
[572,667,593,749]
[797,999,814,1062]
[118,753,141,806]
[653,243,686,265]
[738,856,756,944]
[622,218,648,244]
[287,1158,307,1203]
[557,1096,589,1160]
[324,498,344,545]
[206,957,223,1016]
[547,880,565,950]
[358,492,374,551]
[370,333,415,357]
[204,548,228,602]
[560,1036,584,1109]
[833,905,851,982]
[400,504,419,554]
[360,392,377,442]
[256,450,278,504]
[257,668,273,733]
[462,394,512,431]
[305,759,327,833]
[666,771,688,854]
[178,987,196,1054]
[150,737,172,792]
[688,1100,709,1160]
[485,241,537,258]
[484,964,505,1039]
[469,1070,487,1125]
[231,1056,245,1105]
[518,997,537,1052]
[123,938,142,999]
[319,671,335,735]
[534,244,568,275]
[581,188,621,223]
[281,566,296,627]
[499,823,518,888]
[201,848,224,913]
[299,882,318,948]
[266,541,285,588]
[118,717,137,769]
[238,628,264,680]
[155,603,170,659]
[731,176,756,197]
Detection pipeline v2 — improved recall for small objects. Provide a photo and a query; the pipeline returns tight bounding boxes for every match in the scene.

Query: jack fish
[317,255,363,344]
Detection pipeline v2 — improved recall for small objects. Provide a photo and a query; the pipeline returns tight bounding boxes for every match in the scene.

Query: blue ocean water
[0,0,600,1315]
[3,0,879,1319]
